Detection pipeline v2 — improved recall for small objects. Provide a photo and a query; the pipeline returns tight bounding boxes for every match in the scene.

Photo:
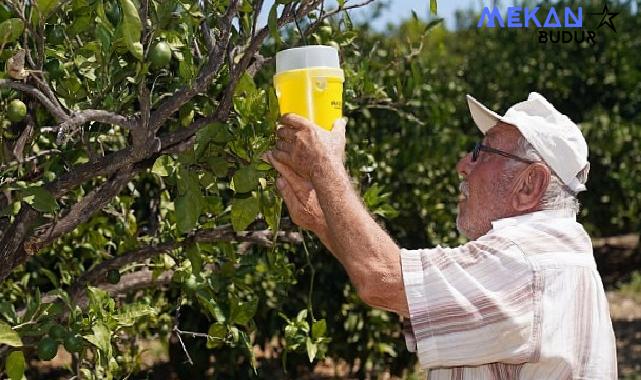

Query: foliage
[0,0,639,379]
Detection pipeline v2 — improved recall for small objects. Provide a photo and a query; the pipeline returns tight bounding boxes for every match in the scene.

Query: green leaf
[429,0,437,15]
[268,3,281,46]
[296,309,308,323]
[311,319,326,339]
[231,166,258,193]
[267,87,279,126]
[21,186,58,213]
[5,350,25,380]
[231,196,259,232]
[35,0,60,21]
[175,194,201,234]
[240,330,257,370]
[185,244,202,275]
[230,298,258,326]
[0,322,22,347]
[84,322,112,357]
[119,0,143,60]
[0,19,24,44]
[234,72,257,96]
[306,337,317,362]
[174,166,205,233]
[0,302,17,324]
[196,122,233,148]
[206,323,226,349]
[152,155,174,177]
[207,157,229,178]
[40,268,60,288]
[261,190,282,233]
[114,304,157,327]
[176,166,200,196]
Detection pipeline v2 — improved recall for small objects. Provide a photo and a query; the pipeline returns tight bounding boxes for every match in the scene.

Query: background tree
[1,0,640,378]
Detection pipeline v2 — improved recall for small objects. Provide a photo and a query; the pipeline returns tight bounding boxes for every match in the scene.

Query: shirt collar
[491,209,577,231]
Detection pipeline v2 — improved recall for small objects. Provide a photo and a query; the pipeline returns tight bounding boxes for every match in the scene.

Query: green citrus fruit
[7,99,27,123]
[37,337,59,360]
[49,324,67,341]
[149,41,172,69]
[63,334,83,353]
[106,269,120,284]
[184,275,198,291]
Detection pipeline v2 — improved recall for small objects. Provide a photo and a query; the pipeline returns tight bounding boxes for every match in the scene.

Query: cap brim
[466,94,501,134]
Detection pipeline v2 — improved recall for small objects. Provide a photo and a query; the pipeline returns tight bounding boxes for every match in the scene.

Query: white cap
[275,45,340,73]
[466,92,589,193]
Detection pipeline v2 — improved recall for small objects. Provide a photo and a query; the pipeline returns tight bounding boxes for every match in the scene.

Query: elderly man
[265,92,617,378]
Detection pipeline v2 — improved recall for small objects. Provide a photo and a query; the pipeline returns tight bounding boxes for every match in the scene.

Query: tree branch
[0,149,60,172]
[29,75,68,115]
[148,0,240,132]
[0,0,339,284]
[213,0,322,121]
[0,207,39,281]
[72,269,175,309]
[11,113,36,163]
[0,79,67,122]
[70,221,301,297]
[198,1,215,52]
[24,167,134,254]
[53,109,135,144]
[303,0,376,38]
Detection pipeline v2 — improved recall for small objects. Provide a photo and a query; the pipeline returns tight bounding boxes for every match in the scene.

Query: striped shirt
[400,209,617,379]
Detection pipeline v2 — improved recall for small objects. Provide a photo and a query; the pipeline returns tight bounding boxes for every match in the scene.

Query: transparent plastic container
[274,45,344,131]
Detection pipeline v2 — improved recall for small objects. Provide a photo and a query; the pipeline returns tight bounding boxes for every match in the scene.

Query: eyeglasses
[471,142,537,165]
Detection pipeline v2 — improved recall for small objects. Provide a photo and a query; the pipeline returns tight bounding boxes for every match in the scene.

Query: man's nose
[456,152,473,177]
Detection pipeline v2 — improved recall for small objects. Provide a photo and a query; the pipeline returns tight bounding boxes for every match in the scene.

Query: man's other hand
[264,151,328,235]
[272,114,347,180]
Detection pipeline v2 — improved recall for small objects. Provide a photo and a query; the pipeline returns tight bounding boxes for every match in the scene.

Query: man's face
[455,123,522,240]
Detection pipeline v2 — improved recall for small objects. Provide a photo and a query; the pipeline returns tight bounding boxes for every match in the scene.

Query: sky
[344,0,478,30]
[257,0,482,32]
[257,1,639,32]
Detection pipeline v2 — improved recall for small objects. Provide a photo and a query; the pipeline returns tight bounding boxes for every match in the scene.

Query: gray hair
[507,136,588,213]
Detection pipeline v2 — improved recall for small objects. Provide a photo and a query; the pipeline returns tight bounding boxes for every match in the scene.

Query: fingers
[276,127,296,141]
[271,149,291,165]
[275,177,301,218]
[280,113,315,130]
[267,151,301,183]
[275,139,292,152]
[266,152,313,202]
[332,117,347,133]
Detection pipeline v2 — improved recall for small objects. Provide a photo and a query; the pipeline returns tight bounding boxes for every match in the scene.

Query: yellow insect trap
[273,45,344,131]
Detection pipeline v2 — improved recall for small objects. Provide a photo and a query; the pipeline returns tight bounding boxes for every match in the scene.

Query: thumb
[331,117,347,134]
[276,177,300,211]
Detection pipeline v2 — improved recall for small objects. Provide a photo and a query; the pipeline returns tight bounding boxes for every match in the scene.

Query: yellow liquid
[274,67,344,131]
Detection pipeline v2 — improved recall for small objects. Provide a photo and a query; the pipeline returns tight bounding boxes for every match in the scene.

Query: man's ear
[511,163,551,212]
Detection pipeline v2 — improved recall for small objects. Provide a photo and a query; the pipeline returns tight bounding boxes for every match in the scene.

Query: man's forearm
[311,158,409,316]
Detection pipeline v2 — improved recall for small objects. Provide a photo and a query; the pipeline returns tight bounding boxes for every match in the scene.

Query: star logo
[590,3,619,32]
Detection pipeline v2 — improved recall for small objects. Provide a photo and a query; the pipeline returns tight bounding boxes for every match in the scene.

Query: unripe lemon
[149,41,172,69]
[7,99,27,123]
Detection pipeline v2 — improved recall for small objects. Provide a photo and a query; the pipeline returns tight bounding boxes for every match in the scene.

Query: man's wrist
[310,155,347,188]
[311,221,334,252]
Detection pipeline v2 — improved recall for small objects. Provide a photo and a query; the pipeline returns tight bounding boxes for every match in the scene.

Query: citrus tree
[0,0,393,378]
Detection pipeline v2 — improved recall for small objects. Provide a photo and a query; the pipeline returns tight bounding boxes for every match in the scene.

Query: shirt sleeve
[400,234,541,369]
